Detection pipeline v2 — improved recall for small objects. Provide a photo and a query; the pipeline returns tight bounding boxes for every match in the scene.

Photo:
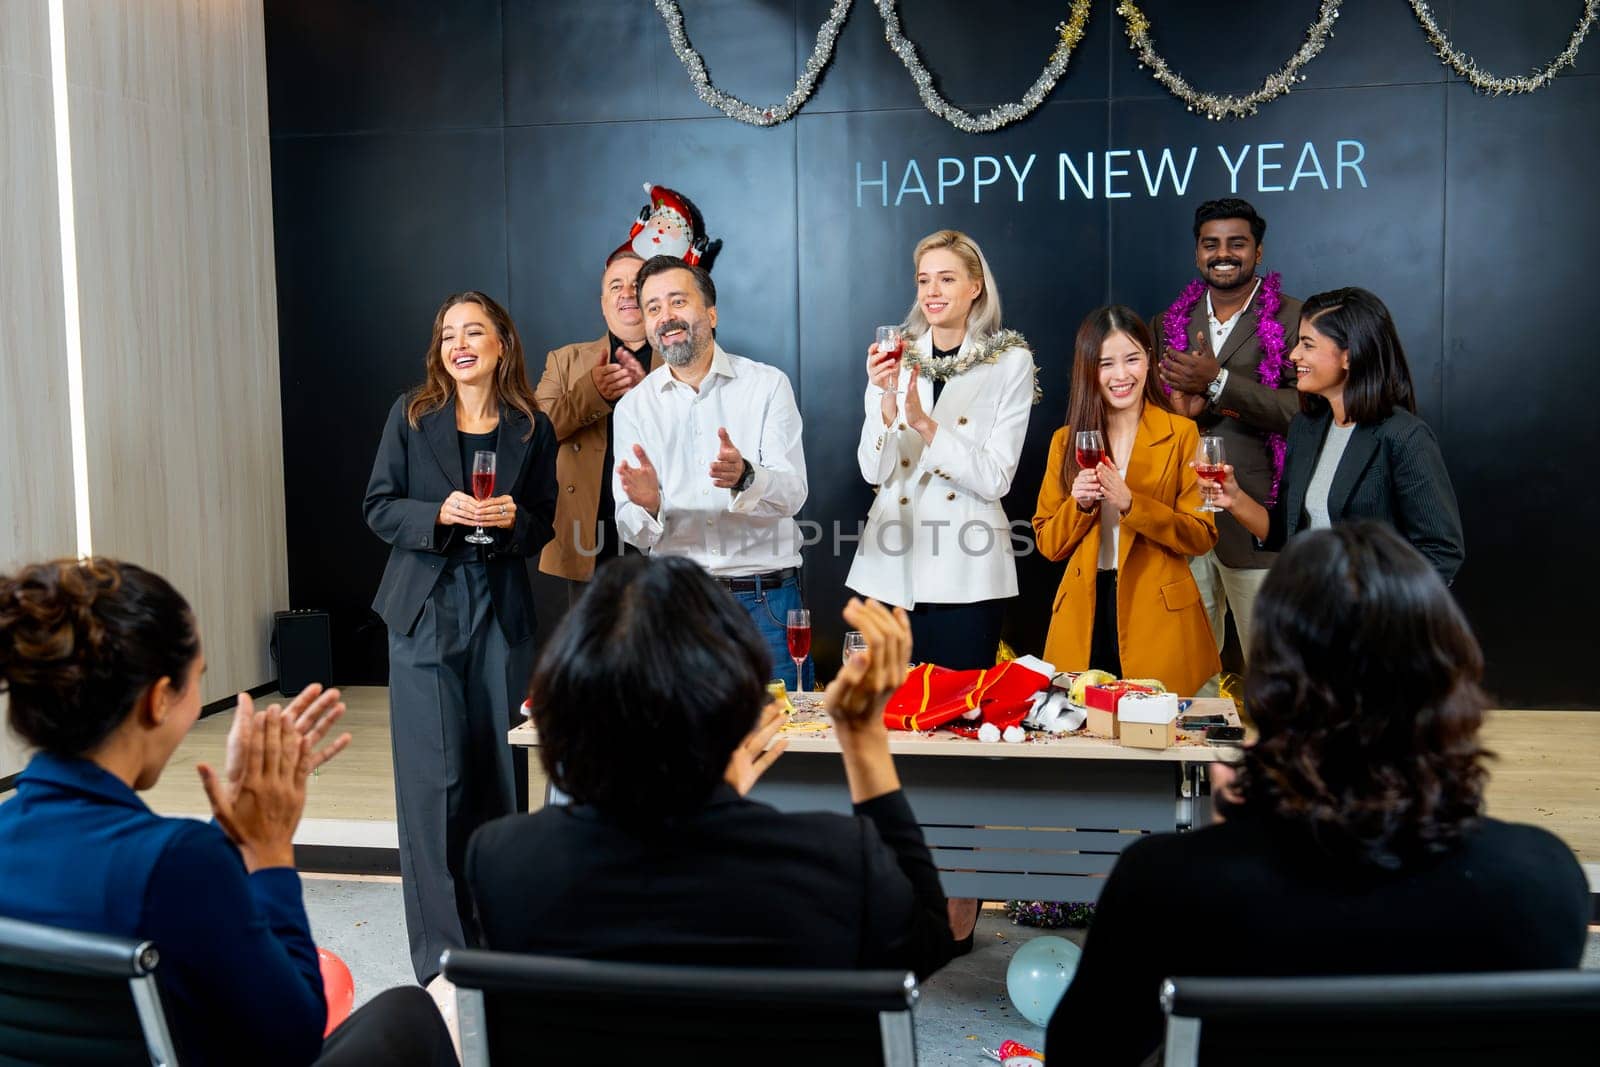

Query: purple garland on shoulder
[1161,272,1289,505]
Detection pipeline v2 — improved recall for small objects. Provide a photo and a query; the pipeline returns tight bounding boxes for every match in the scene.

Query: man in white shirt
[613,255,812,688]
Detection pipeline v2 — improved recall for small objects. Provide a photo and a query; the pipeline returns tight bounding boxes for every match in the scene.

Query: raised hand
[709,428,745,489]
[617,444,661,516]
[903,364,936,442]
[1160,327,1221,395]
[613,348,648,387]
[198,706,308,872]
[723,702,789,796]
[1097,459,1133,516]
[825,597,912,732]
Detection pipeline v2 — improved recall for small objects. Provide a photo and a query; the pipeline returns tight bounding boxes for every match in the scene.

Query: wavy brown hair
[1235,523,1490,869]
[0,558,199,756]
[1060,305,1171,491]
[405,291,540,438]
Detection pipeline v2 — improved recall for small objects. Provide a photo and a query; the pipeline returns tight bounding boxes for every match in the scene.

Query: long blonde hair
[901,229,1003,343]
[406,291,540,438]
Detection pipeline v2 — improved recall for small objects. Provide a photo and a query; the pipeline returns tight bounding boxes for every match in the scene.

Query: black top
[598,333,652,567]
[449,429,499,559]
[1047,812,1590,1065]
[466,785,956,981]
[929,341,958,407]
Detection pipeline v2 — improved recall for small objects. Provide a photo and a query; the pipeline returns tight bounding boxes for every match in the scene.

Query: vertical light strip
[47,0,92,558]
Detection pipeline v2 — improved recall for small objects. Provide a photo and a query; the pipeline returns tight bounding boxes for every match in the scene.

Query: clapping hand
[709,428,745,489]
[824,597,912,732]
[903,365,936,441]
[617,444,662,516]
[724,702,789,796]
[1160,328,1221,395]
[1097,460,1133,515]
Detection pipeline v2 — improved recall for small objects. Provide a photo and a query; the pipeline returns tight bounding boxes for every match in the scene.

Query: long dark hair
[1061,306,1171,490]
[1236,523,1490,868]
[528,556,771,819]
[1297,287,1417,424]
[0,558,200,756]
[406,290,541,438]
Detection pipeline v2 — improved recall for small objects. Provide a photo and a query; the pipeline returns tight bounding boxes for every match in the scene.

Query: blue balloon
[1005,935,1082,1028]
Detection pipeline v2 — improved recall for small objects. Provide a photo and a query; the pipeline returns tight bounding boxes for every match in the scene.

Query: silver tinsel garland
[653,0,852,127]
[1117,0,1341,121]
[1410,0,1597,95]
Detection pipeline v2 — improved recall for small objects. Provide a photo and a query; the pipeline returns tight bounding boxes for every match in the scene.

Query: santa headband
[613,182,722,270]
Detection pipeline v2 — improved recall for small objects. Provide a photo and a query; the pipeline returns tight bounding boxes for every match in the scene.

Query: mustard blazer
[1032,405,1221,696]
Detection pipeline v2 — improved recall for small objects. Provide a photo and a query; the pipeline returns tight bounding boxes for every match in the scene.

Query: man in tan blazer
[535,250,660,600]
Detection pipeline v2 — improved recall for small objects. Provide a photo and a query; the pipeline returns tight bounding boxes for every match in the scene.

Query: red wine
[786,625,812,661]
[1195,464,1226,484]
[1075,447,1105,469]
[882,341,903,360]
[472,471,495,500]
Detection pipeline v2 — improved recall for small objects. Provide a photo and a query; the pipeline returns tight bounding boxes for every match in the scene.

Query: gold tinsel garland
[1409,0,1597,95]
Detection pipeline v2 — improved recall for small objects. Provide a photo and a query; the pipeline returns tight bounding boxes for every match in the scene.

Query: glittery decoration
[654,0,852,127]
[880,0,1095,134]
[1006,900,1096,928]
[1409,0,1597,95]
[1162,273,1290,504]
[1117,0,1341,120]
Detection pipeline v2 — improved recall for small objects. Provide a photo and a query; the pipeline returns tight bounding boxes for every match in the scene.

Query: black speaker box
[272,610,332,696]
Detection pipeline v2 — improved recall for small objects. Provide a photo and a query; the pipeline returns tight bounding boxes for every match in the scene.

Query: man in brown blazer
[1156,198,1301,667]
[535,250,661,601]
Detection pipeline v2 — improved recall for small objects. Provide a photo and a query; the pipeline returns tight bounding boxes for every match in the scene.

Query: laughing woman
[1033,306,1220,695]
[364,290,557,984]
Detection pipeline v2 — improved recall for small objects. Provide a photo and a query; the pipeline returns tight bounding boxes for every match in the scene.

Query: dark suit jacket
[364,396,558,641]
[1155,285,1302,568]
[1266,406,1465,583]
[466,786,956,981]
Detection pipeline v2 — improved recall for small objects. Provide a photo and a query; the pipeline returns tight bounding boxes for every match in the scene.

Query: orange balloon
[317,947,355,1037]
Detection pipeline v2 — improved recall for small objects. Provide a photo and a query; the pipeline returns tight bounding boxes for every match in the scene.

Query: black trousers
[1088,569,1123,677]
[316,986,455,1066]
[907,599,1008,670]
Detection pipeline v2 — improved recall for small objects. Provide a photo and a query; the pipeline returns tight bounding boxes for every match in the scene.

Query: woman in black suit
[1047,524,1588,1065]
[363,290,557,984]
[1206,287,1464,582]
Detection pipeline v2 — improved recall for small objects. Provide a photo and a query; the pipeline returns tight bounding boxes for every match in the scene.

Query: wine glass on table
[841,630,868,670]
[1194,436,1227,513]
[1075,429,1106,499]
[466,450,496,544]
[786,608,812,693]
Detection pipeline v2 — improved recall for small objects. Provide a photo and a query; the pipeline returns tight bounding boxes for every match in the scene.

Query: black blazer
[364,396,557,642]
[466,786,956,981]
[1265,407,1465,583]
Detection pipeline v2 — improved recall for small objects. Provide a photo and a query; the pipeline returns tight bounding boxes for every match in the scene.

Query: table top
[507,695,1244,763]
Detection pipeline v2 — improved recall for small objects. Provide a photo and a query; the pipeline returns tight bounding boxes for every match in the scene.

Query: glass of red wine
[786,608,811,691]
[1194,436,1227,513]
[875,325,903,361]
[1074,429,1106,498]
[466,450,496,544]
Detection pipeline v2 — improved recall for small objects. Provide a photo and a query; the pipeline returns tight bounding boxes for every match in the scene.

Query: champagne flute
[786,608,812,692]
[466,450,496,544]
[1194,436,1227,513]
[1075,429,1106,499]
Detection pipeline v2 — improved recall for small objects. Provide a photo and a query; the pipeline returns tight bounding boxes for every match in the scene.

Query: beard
[1202,258,1253,290]
[654,318,708,367]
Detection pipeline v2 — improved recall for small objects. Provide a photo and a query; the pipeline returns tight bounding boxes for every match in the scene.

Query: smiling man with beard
[612,255,812,688]
[1154,198,1302,678]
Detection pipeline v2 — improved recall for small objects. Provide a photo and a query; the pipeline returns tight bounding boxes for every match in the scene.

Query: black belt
[716,567,798,593]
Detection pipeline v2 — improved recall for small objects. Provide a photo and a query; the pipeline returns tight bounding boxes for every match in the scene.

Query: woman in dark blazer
[1046,525,1587,1065]
[363,289,557,984]
[1206,287,1464,582]
[0,558,453,1066]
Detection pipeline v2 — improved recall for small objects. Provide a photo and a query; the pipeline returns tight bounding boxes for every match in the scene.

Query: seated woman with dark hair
[1046,523,1588,1065]
[467,555,955,980]
[0,558,455,1066]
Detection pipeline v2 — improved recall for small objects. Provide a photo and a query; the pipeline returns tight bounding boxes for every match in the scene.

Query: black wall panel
[267,1,1600,704]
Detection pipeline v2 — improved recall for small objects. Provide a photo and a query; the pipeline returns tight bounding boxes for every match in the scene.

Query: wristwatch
[1204,369,1228,404]
[733,460,755,493]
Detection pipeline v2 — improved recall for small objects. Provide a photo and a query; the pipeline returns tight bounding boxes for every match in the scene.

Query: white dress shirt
[612,343,807,576]
[1203,276,1261,402]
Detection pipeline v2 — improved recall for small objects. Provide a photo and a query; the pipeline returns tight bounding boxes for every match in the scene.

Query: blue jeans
[732,574,814,691]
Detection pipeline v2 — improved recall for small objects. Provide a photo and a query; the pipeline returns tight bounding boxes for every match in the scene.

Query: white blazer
[845,330,1036,609]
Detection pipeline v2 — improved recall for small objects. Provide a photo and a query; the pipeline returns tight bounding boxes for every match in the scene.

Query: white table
[509,696,1241,902]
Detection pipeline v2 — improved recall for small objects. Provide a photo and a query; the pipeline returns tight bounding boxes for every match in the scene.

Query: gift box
[1082,681,1157,739]
[1118,692,1180,750]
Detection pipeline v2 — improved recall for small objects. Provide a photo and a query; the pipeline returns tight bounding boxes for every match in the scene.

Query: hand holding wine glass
[868,326,903,424]
[1193,436,1227,513]
[465,450,496,544]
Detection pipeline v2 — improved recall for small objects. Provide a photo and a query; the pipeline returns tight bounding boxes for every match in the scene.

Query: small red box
[1084,681,1156,713]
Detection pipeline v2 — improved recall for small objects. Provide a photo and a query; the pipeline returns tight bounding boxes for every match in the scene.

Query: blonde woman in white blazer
[846,229,1038,672]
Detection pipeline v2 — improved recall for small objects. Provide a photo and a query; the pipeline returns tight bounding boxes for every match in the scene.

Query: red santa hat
[612,182,722,270]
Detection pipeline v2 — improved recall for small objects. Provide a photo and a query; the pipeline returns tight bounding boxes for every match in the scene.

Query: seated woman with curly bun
[0,558,455,1066]
[1046,522,1589,1065]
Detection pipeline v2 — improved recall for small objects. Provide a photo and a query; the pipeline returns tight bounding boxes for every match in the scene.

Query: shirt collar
[18,750,152,813]
[1206,276,1262,328]
[657,342,735,392]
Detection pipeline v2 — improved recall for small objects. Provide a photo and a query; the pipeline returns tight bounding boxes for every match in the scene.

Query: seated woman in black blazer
[1205,287,1464,582]
[0,558,454,1066]
[1046,523,1588,1065]
[467,556,956,981]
